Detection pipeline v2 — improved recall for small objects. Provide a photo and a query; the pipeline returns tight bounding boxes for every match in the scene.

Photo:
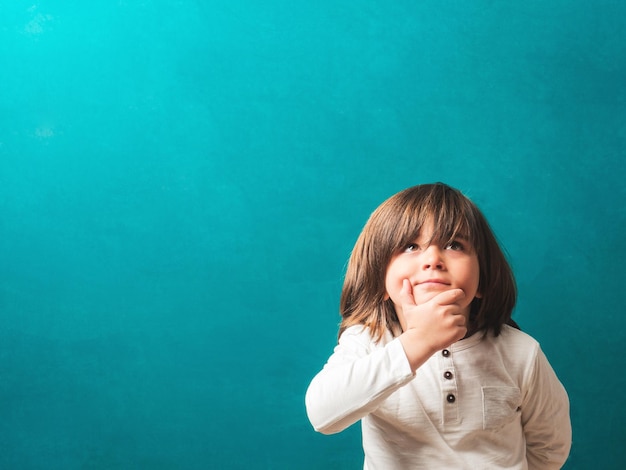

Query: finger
[432,288,466,306]
[399,279,416,306]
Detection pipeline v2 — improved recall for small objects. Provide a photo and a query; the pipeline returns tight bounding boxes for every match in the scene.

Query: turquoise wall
[1,1,624,468]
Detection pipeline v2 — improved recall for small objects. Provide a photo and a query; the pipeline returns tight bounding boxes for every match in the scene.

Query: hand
[398,279,468,371]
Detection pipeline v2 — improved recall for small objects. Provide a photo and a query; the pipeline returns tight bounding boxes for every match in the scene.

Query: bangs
[385,184,479,253]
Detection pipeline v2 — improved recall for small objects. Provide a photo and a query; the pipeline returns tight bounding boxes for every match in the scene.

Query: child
[305,183,571,469]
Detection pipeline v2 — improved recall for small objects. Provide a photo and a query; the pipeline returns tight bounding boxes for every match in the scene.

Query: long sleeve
[305,326,415,434]
[521,346,572,469]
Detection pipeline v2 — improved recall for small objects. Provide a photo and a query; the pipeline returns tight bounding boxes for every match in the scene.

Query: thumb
[399,279,417,306]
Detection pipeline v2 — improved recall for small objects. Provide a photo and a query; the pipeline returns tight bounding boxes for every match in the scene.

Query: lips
[418,279,450,285]
[416,279,450,286]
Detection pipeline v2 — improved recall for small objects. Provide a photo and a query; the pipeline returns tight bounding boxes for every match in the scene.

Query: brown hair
[338,183,517,343]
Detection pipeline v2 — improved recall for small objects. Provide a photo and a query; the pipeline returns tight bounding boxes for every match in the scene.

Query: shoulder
[484,325,542,371]
[324,325,404,367]
[497,324,541,349]
[339,324,396,349]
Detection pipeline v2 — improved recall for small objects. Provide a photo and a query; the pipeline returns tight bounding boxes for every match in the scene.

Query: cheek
[385,263,406,293]
[383,266,401,300]
[383,274,393,300]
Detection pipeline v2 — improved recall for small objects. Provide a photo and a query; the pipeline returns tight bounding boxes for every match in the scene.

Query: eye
[403,243,419,253]
[445,240,466,251]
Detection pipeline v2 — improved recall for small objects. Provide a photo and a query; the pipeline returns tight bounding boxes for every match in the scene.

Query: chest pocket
[482,386,522,431]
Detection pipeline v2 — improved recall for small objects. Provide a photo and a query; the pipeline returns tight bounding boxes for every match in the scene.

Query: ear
[474,291,482,299]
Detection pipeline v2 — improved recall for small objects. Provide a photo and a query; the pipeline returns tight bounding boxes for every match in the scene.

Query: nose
[422,245,445,270]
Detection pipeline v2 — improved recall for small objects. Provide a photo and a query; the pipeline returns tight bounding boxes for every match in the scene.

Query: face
[384,219,481,329]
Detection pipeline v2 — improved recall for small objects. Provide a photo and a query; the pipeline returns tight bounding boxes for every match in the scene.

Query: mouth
[416,279,450,287]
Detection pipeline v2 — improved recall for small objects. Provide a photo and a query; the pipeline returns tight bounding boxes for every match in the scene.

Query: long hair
[338,183,517,343]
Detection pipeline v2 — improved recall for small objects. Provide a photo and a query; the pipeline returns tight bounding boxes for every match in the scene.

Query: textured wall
[1,1,624,468]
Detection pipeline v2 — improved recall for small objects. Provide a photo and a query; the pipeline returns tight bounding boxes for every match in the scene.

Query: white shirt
[305,325,571,469]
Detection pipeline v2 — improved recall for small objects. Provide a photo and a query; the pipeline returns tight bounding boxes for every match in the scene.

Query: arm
[306,285,469,434]
[397,283,468,372]
[305,326,414,434]
[522,346,572,469]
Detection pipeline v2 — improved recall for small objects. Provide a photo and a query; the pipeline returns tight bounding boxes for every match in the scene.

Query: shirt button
[447,394,456,403]
[442,349,450,357]
[444,371,453,380]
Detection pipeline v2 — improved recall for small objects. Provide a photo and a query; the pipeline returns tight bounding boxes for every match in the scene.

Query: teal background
[1,1,624,468]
